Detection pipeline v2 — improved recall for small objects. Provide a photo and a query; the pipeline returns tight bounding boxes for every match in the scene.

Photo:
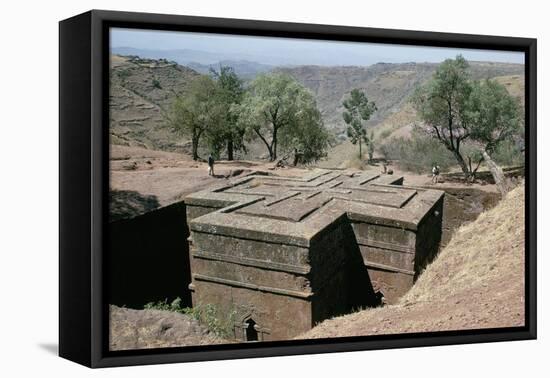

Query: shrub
[144,297,185,313]
[378,129,392,140]
[184,304,236,339]
[379,133,455,174]
[152,78,162,89]
[116,68,131,81]
[144,298,236,338]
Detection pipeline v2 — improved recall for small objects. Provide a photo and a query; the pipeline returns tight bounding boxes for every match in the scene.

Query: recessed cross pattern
[185,169,444,341]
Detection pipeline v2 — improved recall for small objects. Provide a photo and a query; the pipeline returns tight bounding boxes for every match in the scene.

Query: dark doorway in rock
[245,318,258,342]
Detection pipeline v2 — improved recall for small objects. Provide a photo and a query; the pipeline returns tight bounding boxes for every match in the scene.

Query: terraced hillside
[110,55,199,151]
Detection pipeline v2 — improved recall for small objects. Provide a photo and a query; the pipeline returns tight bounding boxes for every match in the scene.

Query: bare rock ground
[110,145,313,220]
[109,305,227,350]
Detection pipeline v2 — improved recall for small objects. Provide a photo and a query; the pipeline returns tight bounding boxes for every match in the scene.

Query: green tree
[209,66,246,160]
[236,73,326,162]
[170,76,225,161]
[411,55,474,178]
[412,55,523,190]
[279,104,331,165]
[467,79,522,194]
[342,89,377,158]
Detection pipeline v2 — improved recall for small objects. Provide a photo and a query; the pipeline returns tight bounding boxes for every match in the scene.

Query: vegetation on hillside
[380,131,522,175]
[467,78,523,193]
[170,67,250,161]
[279,62,524,137]
[110,54,525,160]
[411,55,523,192]
[144,297,236,338]
[380,131,457,173]
[169,70,331,164]
[170,76,226,160]
[109,54,525,182]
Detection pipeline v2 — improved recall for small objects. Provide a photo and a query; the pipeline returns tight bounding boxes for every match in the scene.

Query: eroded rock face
[185,169,444,341]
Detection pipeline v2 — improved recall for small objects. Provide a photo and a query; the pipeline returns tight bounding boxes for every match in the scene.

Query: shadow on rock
[110,190,160,222]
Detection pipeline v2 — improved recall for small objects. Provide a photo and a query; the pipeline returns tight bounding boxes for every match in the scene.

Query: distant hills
[278,61,524,137]
[112,47,230,64]
[112,47,274,78]
[109,53,525,155]
[186,60,273,79]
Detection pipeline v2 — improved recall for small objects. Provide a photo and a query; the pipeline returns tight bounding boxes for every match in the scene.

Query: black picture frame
[59,9,537,368]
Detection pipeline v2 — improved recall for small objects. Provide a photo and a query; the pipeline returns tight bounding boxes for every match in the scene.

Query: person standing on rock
[432,163,440,184]
[208,153,215,176]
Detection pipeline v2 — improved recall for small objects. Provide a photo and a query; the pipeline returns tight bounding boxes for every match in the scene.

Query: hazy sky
[111,28,524,66]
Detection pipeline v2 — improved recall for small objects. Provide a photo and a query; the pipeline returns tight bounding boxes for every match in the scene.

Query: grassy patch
[144,298,236,339]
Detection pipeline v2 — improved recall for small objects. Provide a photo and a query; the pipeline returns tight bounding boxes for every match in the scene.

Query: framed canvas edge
[94,329,535,368]
[62,9,536,368]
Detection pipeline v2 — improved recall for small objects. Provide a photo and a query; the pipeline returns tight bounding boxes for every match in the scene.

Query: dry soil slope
[298,184,525,339]
[494,74,526,106]
[110,55,200,152]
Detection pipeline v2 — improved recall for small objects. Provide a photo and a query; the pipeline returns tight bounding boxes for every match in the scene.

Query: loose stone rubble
[185,169,444,341]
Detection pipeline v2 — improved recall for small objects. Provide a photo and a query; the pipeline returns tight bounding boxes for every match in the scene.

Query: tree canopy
[209,66,246,160]
[170,75,225,161]
[342,89,377,158]
[411,55,473,175]
[467,78,522,153]
[236,73,329,163]
[279,103,331,165]
[412,55,523,192]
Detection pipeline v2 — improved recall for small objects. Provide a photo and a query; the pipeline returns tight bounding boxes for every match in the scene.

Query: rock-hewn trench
[107,186,500,348]
[437,187,500,246]
[108,186,499,308]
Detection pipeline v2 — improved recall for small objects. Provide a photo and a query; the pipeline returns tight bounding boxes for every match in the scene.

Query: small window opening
[245,318,258,342]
